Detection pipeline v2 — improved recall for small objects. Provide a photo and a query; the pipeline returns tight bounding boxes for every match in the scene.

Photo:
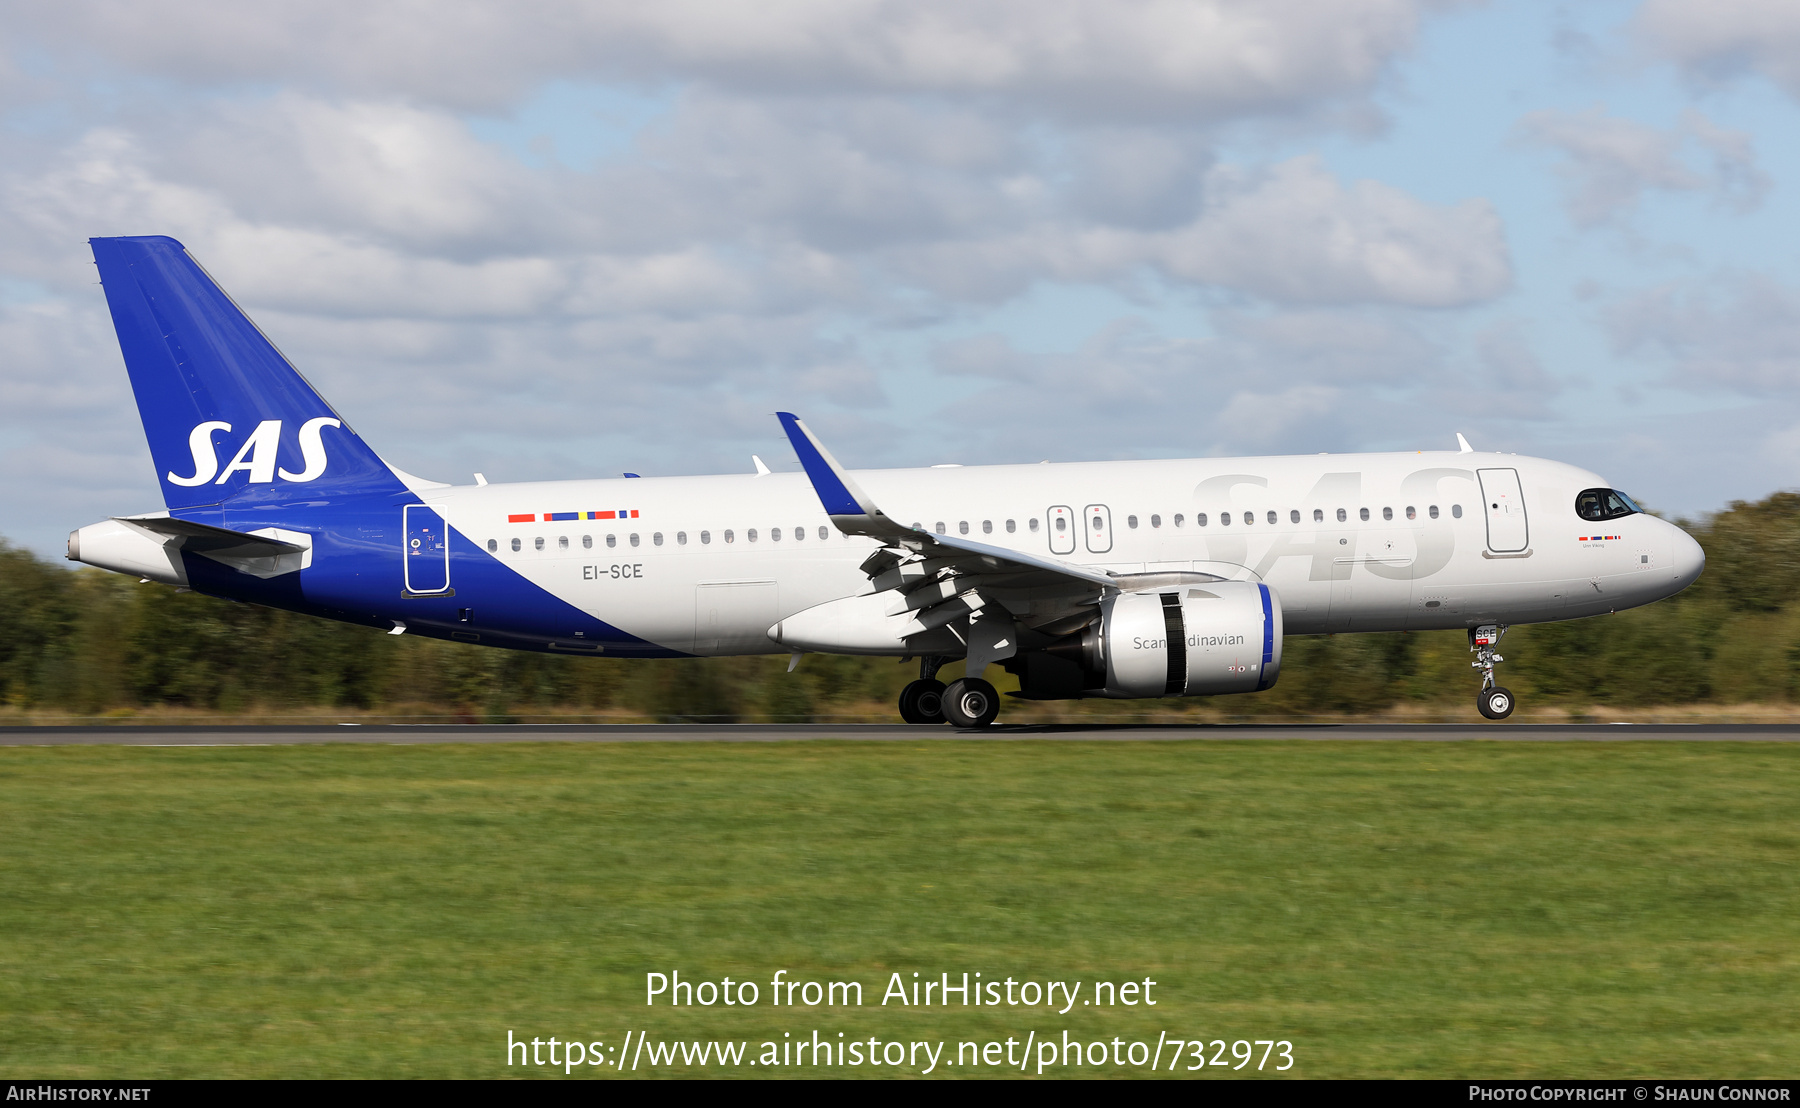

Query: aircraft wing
[777,412,1113,587]
[776,413,1215,663]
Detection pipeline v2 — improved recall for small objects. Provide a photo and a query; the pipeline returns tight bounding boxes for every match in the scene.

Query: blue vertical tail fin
[90,235,403,510]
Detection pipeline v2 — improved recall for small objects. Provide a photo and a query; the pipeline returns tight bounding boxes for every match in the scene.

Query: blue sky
[3,0,1800,558]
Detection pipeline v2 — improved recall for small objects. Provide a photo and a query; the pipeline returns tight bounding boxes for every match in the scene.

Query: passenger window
[701,531,711,544]
[1221,512,1231,527]
[748,528,758,542]
[1382,507,1393,521]
[1244,511,1254,525]
[1197,513,1208,527]
[630,533,640,547]
[982,520,992,534]
[1151,514,1161,528]
[654,532,663,546]
[1406,506,1416,520]
[1337,508,1347,523]
[1127,515,1139,529]
[792,526,802,541]
[535,536,544,551]
[1006,520,1016,533]
[1313,509,1323,522]
[677,531,688,545]
[511,537,521,552]
[607,535,617,548]
[1451,505,1463,519]
[1092,515,1104,530]
[1030,518,1040,532]
[1429,505,1439,519]
[559,535,569,550]
[1290,509,1300,524]
[724,530,734,543]
[1174,513,1185,527]
[1267,510,1276,525]
[582,535,592,549]
[819,526,829,540]
[1054,517,1065,532]
[959,521,969,535]
[936,522,947,535]
[486,539,497,552]
[771,528,781,541]
[1359,508,1370,522]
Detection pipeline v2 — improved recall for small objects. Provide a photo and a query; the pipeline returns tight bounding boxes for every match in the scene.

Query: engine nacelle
[1093,582,1282,698]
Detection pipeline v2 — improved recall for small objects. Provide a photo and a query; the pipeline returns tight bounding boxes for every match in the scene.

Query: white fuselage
[415,449,1704,655]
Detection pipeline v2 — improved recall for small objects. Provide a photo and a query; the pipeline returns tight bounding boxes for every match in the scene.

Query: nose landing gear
[1471,624,1515,720]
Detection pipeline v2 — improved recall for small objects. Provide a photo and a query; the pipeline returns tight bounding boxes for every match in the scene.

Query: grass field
[1,740,1796,1078]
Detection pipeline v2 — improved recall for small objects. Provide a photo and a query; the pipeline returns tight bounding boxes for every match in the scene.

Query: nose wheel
[1478,685,1515,720]
[1470,625,1514,720]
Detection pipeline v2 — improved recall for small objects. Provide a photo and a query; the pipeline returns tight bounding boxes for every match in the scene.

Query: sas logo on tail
[168,418,341,486]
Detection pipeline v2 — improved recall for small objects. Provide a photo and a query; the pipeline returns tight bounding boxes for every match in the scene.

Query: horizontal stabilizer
[111,513,313,579]
[115,514,306,555]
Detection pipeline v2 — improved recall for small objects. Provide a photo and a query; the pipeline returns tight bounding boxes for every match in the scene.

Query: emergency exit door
[1477,468,1529,553]
[1046,505,1075,554]
[1084,504,1113,553]
[404,504,451,593]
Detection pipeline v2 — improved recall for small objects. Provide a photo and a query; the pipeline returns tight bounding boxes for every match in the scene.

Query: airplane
[66,236,1706,726]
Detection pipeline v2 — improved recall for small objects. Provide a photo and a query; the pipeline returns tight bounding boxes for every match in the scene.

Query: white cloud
[1518,107,1768,226]
[1605,274,1800,397]
[1159,157,1511,306]
[8,0,1436,121]
[1638,0,1800,99]
[928,309,1448,459]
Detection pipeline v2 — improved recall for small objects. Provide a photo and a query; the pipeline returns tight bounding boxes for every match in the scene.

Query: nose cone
[1668,521,1705,594]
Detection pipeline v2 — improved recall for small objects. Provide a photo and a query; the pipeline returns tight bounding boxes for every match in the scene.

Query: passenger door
[403,505,451,594]
[1477,468,1529,553]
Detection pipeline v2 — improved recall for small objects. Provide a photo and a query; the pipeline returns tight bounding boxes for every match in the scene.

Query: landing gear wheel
[1478,686,1516,720]
[898,679,947,725]
[942,677,1001,729]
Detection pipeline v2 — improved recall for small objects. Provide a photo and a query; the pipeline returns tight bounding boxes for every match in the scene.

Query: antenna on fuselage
[752,455,772,476]
[1456,433,1474,453]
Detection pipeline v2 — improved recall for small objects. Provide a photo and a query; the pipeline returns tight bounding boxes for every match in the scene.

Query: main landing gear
[898,657,1001,728]
[899,656,947,725]
[1471,624,1515,720]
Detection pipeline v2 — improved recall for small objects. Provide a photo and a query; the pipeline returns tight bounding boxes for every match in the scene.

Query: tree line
[5,492,1800,721]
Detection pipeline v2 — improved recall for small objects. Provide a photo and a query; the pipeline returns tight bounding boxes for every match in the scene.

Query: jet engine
[1017,581,1282,699]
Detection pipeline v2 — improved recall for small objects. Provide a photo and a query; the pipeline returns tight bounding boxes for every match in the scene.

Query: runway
[2,722,1799,745]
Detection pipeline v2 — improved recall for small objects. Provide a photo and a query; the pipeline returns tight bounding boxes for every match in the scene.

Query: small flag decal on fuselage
[1580,535,1620,541]
[510,510,639,523]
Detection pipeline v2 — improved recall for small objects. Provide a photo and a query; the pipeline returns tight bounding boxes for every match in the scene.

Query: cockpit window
[1575,488,1642,522]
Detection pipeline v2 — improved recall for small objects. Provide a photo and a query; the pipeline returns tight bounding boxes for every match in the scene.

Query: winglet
[776,412,903,537]
[1456,433,1474,454]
